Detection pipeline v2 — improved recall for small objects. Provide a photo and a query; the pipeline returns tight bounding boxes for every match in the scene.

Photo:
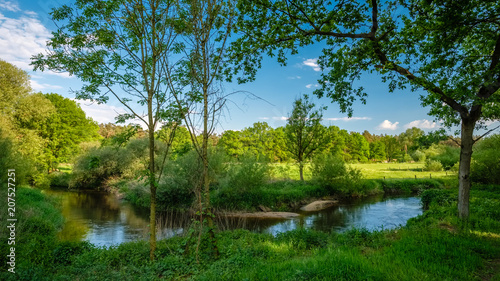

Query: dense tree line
[0,60,100,187]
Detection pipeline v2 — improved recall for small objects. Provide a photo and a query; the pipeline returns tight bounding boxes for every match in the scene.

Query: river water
[44,190,422,247]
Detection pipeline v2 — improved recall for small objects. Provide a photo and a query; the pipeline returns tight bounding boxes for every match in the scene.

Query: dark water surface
[44,190,422,247]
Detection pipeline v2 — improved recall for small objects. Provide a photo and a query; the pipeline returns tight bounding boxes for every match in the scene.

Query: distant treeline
[98,121,455,164]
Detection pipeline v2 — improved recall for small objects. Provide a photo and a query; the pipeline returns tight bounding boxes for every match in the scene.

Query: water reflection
[44,190,422,247]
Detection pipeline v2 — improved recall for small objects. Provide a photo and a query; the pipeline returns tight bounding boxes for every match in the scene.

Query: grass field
[269,162,457,181]
[351,162,457,180]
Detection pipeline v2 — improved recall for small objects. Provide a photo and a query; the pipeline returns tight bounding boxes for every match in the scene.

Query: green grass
[1,183,499,280]
[351,162,457,180]
[57,163,73,174]
[269,162,456,181]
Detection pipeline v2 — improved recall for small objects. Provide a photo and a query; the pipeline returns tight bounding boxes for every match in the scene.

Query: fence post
[430,173,432,179]
[415,175,417,179]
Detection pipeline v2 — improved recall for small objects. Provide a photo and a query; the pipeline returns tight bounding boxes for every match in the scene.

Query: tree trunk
[148,119,156,261]
[299,161,304,181]
[458,118,475,220]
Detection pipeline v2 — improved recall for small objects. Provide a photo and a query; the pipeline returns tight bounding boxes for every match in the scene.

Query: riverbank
[1,184,499,280]
[118,177,449,213]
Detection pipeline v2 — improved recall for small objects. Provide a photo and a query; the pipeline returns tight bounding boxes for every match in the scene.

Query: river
[43,190,422,247]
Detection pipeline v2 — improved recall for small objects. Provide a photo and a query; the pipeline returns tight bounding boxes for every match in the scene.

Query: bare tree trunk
[458,118,475,220]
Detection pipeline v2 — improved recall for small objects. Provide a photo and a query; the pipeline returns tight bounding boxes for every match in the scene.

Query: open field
[351,162,457,180]
[269,162,457,181]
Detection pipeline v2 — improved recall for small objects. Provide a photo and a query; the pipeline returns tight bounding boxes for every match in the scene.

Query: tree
[218,130,244,158]
[399,127,424,154]
[348,132,370,162]
[231,0,500,219]
[42,93,100,171]
[285,95,330,180]
[369,140,386,161]
[325,125,347,159]
[32,0,183,260]
[0,59,31,117]
[168,0,235,259]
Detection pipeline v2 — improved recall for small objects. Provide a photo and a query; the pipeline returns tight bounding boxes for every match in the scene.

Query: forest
[1,0,500,280]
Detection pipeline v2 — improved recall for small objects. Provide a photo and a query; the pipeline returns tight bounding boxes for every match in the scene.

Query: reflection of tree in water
[45,190,421,246]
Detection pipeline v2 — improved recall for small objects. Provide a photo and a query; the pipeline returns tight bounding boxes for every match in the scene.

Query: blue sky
[2,0,497,135]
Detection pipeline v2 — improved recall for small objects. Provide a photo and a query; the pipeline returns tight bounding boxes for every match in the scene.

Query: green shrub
[471,134,500,184]
[48,171,71,187]
[431,146,460,170]
[220,154,269,191]
[424,159,443,172]
[275,228,329,250]
[53,241,92,265]
[411,150,426,162]
[421,189,456,210]
[311,154,363,195]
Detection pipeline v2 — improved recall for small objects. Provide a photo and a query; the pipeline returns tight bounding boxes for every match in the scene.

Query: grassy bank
[1,184,499,280]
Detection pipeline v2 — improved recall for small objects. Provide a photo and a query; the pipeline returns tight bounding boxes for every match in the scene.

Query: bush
[311,154,363,195]
[48,171,71,187]
[220,154,269,191]
[424,159,443,172]
[430,146,460,170]
[421,189,456,210]
[471,134,500,184]
[411,150,426,162]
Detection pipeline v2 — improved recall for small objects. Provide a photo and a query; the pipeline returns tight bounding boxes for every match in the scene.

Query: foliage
[41,93,100,170]
[424,159,443,172]
[220,155,269,191]
[230,0,500,219]
[430,146,460,170]
[285,95,330,180]
[421,189,456,210]
[471,134,500,184]
[311,154,363,195]
[410,149,426,162]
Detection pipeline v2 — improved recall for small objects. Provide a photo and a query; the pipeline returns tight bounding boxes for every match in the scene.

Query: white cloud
[73,99,128,124]
[30,79,63,91]
[287,76,301,80]
[0,11,69,78]
[404,119,440,129]
[326,117,372,122]
[272,116,288,121]
[0,1,20,12]
[303,58,321,71]
[305,83,319,89]
[377,120,399,130]
[258,117,270,120]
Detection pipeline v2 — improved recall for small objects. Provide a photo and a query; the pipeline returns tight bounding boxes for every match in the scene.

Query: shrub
[471,134,500,184]
[48,171,71,187]
[411,150,426,162]
[424,159,443,172]
[311,154,363,195]
[421,189,456,210]
[220,154,269,191]
[275,228,329,250]
[430,146,460,170]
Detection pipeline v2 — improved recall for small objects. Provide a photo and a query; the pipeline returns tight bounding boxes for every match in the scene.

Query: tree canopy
[230,0,500,219]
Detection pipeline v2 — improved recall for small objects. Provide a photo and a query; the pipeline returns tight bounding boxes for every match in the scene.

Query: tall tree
[285,95,330,180]
[32,0,183,259]
[168,0,235,259]
[231,0,500,219]
[42,93,100,171]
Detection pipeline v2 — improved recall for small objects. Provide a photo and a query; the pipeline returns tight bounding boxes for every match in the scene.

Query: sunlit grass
[269,162,456,181]
[351,162,456,180]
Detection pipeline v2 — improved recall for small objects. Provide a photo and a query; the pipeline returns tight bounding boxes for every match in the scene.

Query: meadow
[269,162,457,181]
